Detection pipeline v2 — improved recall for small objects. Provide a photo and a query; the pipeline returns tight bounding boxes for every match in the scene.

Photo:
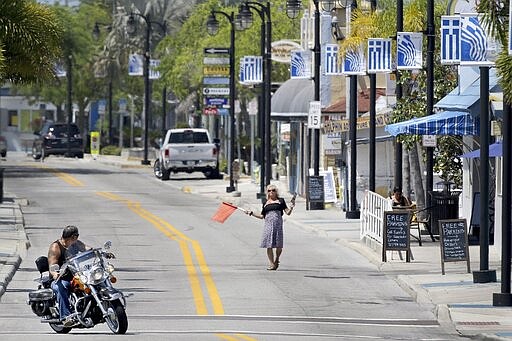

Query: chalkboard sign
[439,219,470,275]
[307,176,324,202]
[382,211,411,262]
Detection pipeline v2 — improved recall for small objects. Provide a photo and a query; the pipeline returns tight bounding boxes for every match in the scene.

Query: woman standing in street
[247,184,295,270]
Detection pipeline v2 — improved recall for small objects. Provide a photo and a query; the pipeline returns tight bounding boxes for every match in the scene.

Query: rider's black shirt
[53,240,73,281]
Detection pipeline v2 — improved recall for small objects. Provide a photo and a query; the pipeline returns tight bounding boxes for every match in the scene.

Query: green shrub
[101,145,121,156]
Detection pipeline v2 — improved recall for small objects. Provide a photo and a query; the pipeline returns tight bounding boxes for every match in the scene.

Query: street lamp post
[127,13,166,166]
[237,2,272,201]
[206,10,237,193]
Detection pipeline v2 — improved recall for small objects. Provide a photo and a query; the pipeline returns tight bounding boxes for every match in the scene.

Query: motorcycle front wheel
[103,300,128,334]
[49,323,71,334]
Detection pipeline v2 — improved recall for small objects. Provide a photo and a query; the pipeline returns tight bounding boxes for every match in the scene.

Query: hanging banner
[149,59,160,80]
[240,56,262,84]
[290,50,312,79]
[440,16,461,64]
[460,14,499,65]
[397,32,423,70]
[128,54,143,76]
[367,38,392,73]
[324,44,342,75]
[342,47,366,75]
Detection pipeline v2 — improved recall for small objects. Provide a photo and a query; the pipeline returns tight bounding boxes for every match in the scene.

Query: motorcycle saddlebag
[28,288,54,302]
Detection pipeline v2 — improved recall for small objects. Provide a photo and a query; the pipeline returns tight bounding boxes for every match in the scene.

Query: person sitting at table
[391,187,411,207]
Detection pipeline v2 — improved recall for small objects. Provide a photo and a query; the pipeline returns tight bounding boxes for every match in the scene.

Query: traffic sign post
[308,101,321,129]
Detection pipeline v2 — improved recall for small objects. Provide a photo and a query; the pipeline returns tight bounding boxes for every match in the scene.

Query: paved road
[0,153,459,340]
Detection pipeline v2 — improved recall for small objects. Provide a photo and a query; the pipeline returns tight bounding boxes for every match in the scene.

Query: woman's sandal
[274,260,279,270]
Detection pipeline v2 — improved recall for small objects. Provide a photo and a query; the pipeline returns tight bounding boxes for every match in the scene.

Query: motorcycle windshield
[65,240,88,260]
[67,249,100,272]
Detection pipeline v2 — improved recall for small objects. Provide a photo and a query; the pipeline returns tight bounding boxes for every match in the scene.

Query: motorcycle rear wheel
[49,323,71,334]
[104,300,128,334]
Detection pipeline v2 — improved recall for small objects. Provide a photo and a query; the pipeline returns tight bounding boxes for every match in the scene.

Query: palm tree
[0,1,62,83]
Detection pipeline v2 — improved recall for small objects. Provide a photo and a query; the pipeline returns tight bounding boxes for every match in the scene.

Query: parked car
[32,122,84,160]
[0,136,7,157]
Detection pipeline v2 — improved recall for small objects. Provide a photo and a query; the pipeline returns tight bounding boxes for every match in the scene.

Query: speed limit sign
[308,101,321,129]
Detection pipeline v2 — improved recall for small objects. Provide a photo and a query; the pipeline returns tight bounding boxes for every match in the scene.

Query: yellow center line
[96,191,223,316]
[33,164,84,187]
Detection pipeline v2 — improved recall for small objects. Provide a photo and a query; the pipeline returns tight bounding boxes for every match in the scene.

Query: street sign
[203,77,230,85]
[203,66,230,76]
[203,107,218,115]
[203,88,230,96]
[204,47,230,54]
[203,57,230,65]
[308,101,321,129]
[205,97,228,106]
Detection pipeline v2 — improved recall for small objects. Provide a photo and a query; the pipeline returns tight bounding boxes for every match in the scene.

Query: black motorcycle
[27,241,128,334]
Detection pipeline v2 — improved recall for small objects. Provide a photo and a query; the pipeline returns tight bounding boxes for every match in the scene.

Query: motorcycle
[27,241,128,334]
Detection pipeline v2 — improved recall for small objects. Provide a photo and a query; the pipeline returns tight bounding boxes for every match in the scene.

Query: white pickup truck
[153,128,221,180]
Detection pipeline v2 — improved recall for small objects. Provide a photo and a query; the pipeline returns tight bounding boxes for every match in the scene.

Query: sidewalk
[1,154,512,340]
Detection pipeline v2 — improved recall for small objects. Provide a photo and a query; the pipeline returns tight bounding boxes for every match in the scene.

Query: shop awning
[385,110,480,136]
[460,142,503,158]
[271,78,314,121]
[434,68,501,118]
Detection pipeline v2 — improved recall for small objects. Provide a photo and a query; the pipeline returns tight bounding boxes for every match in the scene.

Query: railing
[360,190,391,245]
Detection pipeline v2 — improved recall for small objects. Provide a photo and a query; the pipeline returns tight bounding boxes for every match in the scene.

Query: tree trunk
[403,147,411,199]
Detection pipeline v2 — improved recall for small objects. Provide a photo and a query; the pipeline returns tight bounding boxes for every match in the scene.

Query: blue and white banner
[128,54,143,76]
[460,14,497,65]
[324,44,342,75]
[440,16,461,64]
[397,32,423,70]
[291,50,312,79]
[367,38,392,73]
[342,48,366,75]
[240,56,263,84]
[509,5,512,55]
[54,62,66,78]
[149,59,160,79]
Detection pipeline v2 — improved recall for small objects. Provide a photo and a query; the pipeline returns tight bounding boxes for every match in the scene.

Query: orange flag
[211,202,238,223]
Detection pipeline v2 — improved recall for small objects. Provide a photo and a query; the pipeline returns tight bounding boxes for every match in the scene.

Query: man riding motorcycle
[47,225,91,327]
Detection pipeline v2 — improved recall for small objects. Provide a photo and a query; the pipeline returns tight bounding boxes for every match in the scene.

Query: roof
[322,88,387,114]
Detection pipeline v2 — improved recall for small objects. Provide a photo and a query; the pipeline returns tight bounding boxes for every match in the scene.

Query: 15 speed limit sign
[308,101,321,129]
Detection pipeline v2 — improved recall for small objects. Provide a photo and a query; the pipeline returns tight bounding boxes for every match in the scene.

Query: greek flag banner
[54,62,66,78]
[291,50,312,79]
[509,5,512,55]
[241,56,262,84]
[342,48,366,75]
[149,59,160,80]
[397,32,423,70]
[367,38,392,73]
[324,44,342,75]
[460,14,496,65]
[239,57,245,84]
[440,16,460,64]
[128,54,143,76]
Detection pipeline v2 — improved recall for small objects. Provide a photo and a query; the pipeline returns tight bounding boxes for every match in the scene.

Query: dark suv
[32,122,84,160]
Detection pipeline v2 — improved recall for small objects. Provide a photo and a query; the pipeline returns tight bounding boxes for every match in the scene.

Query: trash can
[429,189,460,235]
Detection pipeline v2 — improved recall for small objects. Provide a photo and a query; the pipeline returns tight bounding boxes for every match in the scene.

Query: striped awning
[385,111,480,136]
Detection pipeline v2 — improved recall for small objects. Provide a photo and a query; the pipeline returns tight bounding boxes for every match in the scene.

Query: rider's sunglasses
[267,189,276,192]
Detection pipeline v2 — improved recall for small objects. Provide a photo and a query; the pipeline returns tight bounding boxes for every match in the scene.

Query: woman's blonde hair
[266,184,279,199]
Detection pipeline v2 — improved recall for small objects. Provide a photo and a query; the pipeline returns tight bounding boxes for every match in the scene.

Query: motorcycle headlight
[106,263,115,274]
[90,267,105,282]
[79,274,88,284]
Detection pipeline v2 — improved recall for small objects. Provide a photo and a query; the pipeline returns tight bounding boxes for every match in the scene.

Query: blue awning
[434,68,501,118]
[385,111,480,136]
[460,142,503,158]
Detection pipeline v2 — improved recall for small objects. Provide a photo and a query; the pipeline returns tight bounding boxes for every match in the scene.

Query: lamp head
[238,3,253,30]
[127,14,137,35]
[286,0,302,19]
[206,12,219,36]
